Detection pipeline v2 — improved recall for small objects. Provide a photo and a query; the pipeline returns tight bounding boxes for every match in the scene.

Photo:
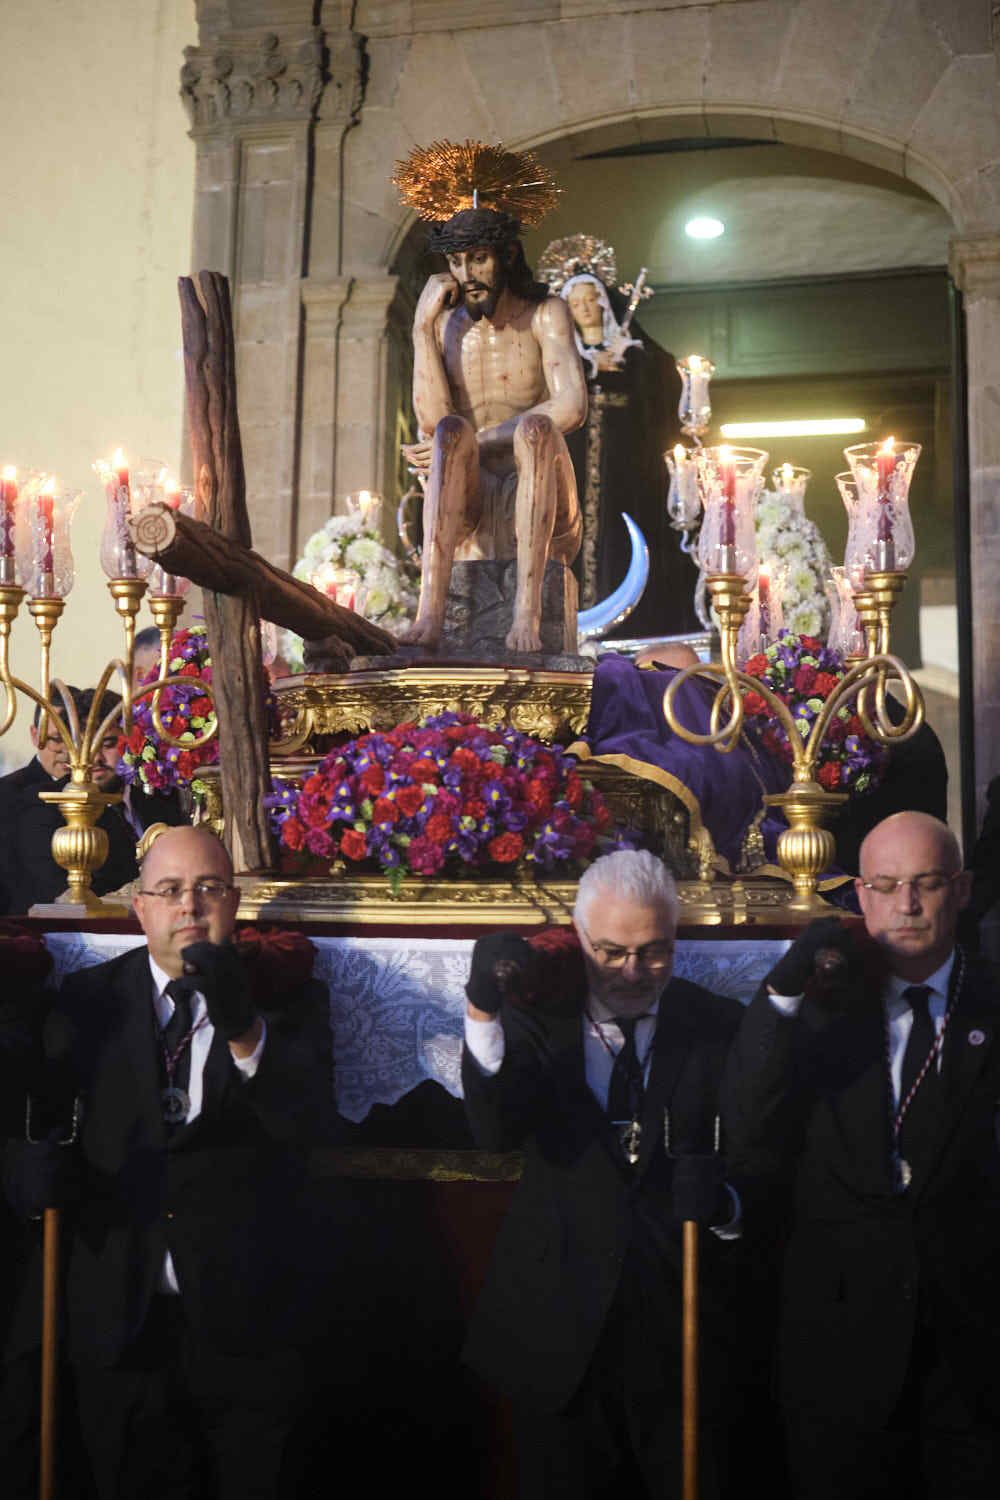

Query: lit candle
[720,446,736,547]
[111,446,138,576]
[357,489,376,525]
[0,464,17,580]
[874,436,897,571]
[780,462,794,492]
[38,477,56,591]
[758,564,771,642]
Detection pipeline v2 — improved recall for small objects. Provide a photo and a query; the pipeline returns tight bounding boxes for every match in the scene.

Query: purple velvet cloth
[580,655,792,871]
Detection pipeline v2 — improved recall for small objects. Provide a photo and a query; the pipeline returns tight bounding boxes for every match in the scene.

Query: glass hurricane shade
[843,439,920,575]
[695,445,768,584]
[14,475,82,597]
[676,356,715,435]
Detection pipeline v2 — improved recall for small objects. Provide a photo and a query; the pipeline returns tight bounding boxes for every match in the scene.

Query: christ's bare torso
[436,300,548,475]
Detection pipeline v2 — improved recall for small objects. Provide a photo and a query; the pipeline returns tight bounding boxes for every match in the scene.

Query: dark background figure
[0,694,78,913]
[461,850,757,1500]
[965,773,1000,959]
[3,826,354,1500]
[726,812,1000,1499]
[563,285,696,638]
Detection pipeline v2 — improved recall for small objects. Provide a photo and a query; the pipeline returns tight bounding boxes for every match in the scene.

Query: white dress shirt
[149,956,266,1293]
[465,992,740,1236]
[768,948,955,1109]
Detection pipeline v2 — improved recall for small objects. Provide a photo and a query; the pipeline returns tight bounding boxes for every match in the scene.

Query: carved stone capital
[950,234,1000,300]
[181,27,353,131]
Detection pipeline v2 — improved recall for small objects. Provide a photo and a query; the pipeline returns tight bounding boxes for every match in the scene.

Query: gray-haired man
[461,849,749,1500]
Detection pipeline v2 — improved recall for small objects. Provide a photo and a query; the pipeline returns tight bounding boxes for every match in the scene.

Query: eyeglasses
[581,930,674,971]
[859,872,962,897]
[138,880,235,905]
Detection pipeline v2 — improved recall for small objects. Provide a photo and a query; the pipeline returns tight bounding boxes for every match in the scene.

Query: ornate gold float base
[269,664,594,756]
[234,870,803,927]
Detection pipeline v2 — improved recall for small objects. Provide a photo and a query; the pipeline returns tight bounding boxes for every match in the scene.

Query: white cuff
[710,1184,742,1241]
[232,1016,267,1078]
[767,989,803,1017]
[464,1013,505,1075]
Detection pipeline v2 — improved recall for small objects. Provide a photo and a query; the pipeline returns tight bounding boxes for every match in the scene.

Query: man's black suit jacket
[14,945,341,1368]
[724,950,1000,1429]
[462,975,744,1414]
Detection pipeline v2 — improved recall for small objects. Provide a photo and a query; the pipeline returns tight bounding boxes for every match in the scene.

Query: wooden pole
[683,1218,699,1500]
[39,1206,59,1500]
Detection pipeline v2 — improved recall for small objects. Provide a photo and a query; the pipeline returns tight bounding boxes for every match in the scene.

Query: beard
[462,266,506,322]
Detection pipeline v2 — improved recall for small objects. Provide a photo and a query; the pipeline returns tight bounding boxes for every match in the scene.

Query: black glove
[2,1137,78,1221]
[180,941,257,1042]
[671,1154,728,1228]
[766,916,858,998]
[465,933,535,1015]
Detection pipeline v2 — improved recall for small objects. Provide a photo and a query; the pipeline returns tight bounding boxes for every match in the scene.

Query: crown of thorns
[393,140,559,231]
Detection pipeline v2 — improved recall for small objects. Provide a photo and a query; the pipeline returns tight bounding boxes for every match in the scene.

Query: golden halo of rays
[392,140,560,226]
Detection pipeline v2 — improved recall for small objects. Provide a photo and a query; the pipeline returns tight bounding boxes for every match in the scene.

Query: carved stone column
[181,9,363,571]
[949,234,1000,818]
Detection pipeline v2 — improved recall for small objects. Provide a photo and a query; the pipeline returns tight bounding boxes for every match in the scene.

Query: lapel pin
[968,1029,986,1047]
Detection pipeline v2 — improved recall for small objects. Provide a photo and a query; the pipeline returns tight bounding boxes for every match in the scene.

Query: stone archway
[183,0,1000,811]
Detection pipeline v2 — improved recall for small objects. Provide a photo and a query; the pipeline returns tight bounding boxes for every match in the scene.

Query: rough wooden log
[178,271,271,873]
[132,504,397,655]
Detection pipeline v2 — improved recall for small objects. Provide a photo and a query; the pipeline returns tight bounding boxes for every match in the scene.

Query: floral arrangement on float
[741,631,887,794]
[281,500,418,672]
[267,711,638,888]
[117,623,219,803]
[754,466,832,640]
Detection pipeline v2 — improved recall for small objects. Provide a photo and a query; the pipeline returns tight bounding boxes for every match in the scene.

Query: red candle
[875,437,896,506]
[0,465,16,560]
[758,566,771,639]
[720,451,737,546]
[38,478,55,580]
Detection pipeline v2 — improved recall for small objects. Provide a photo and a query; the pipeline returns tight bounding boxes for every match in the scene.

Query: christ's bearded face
[446,246,507,321]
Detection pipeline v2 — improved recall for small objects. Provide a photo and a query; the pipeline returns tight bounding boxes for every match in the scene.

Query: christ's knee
[434,413,475,456]
[515,412,556,459]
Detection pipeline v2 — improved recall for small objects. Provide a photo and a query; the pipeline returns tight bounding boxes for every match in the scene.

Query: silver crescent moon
[577,511,650,643]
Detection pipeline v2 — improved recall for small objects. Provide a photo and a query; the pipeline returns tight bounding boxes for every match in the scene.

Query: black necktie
[607,1015,645,1125]
[163,978,195,1096]
[898,984,940,1168]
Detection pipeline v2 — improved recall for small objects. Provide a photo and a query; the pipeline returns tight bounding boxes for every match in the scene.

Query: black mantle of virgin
[565,298,701,637]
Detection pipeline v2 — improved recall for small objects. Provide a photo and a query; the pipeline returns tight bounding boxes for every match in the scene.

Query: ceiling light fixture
[720,418,868,439]
[685,216,725,240]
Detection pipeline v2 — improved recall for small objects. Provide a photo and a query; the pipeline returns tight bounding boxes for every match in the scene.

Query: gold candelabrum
[662,570,924,912]
[0,577,215,917]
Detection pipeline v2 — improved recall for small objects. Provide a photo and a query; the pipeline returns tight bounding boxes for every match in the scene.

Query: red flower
[396,785,425,818]
[525,778,553,812]
[409,757,439,782]
[435,789,460,816]
[424,812,453,844]
[488,832,524,864]
[179,662,200,678]
[127,724,146,754]
[813,672,839,699]
[191,696,212,717]
[176,751,198,781]
[359,765,385,794]
[793,664,817,694]
[745,653,769,678]
[340,829,368,861]
[407,835,445,876]
[565,773,584,811]
[372,797,399,825]
[847,714,864,736]
[818,762,842,790]
[305,827,334,858]
[281,817,306,852]
[463,798,487,820]
[743,691,768,717]
[450,747,480,774]
[800,636,822,653]
[593,801,612,832]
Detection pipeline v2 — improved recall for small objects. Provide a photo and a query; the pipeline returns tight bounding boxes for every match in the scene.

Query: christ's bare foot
[505,616,542,653]
[401,615,443,649]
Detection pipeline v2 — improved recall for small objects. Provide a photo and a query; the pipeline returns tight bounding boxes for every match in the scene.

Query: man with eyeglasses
[5,825,338,1499]
[726,810,1000,1498]
[461,848,751,1499]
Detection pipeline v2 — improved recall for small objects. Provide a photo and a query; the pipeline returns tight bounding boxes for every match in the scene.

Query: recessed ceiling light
[685,216,725,240]
[720,418,868,439]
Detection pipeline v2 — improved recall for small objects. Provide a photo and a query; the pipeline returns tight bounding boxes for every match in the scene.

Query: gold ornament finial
[393,139,559,226]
